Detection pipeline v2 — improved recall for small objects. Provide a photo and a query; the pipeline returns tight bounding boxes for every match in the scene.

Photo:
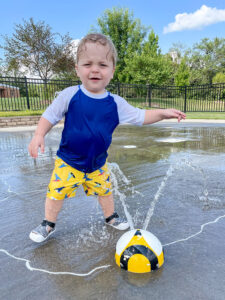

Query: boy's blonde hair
[76,33,118,67]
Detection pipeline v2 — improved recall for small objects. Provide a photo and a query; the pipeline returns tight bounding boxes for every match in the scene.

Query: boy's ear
[75,65,79,77]
[111,67,116,79]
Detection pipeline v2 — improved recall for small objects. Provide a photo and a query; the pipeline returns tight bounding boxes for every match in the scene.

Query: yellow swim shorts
[47,157,112,200]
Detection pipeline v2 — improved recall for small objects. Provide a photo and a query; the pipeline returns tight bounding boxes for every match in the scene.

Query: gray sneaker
[29,220,56,243]
[105,212,130,230]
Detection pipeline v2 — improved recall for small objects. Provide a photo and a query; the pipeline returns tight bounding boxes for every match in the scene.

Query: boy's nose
[91,65,99,72]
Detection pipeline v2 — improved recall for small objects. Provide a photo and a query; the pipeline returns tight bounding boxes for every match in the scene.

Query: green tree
[51,41,78,80]
[96,7,148,82]
[122,31,173,85]
[174,58,190,86]
[212,72,225,101]
[212,72,225,84]
[142,30,161,55]
[168,43,187,84]
[0,58,4,76]
[187,54,209,85]
[3,57,26,77]
[1,18,75,80]
[187,37,225,85]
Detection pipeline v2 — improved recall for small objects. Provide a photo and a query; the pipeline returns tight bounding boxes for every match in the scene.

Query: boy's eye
[100,64,107,67]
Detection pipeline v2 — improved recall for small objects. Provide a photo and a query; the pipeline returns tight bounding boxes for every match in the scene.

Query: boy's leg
[29,157,82,243]
[29,197,63,243]
[84,163,129,230]
[98,194,129,230]
[45,197,64,224]
[98,194,114,219]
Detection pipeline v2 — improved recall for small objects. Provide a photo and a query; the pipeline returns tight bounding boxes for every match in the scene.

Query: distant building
[0,84,20,98]
[169,51,181,64]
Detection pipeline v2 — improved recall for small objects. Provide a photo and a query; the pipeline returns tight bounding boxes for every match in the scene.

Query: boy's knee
[98,194,113,201]
[46,197,63,211]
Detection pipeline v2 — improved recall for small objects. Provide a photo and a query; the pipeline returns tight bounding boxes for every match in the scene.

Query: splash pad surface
[1,122,225,299]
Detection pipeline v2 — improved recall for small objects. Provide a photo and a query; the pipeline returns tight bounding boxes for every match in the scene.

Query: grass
[0,110,44,117]
[0,110,225,120]
[130,97,225,111]
[186,112,225,119]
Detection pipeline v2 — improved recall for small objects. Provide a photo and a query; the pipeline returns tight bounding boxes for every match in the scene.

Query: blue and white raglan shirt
[43,85,145,173]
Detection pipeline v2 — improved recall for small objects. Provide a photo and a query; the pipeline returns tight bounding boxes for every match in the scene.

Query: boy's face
[75,42,115,94]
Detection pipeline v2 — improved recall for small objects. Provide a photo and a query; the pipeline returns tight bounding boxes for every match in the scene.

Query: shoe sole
[106,223,130,230]
[29,229,55,243]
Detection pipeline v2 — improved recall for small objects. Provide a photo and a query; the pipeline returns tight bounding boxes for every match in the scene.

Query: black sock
[41,219,55,228]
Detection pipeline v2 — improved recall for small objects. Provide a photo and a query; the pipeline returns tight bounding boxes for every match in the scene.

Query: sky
[0,0,225,61]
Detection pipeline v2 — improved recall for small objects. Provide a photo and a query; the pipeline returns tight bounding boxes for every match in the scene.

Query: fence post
[24,76,30,110]
[147,84,152,107]
[184,85,187,113]
[117,82,120,95]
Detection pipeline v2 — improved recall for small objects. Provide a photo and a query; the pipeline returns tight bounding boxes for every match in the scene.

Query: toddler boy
[29,33,185,243]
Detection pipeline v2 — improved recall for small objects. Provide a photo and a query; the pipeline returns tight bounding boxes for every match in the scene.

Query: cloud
[163,5,225,33]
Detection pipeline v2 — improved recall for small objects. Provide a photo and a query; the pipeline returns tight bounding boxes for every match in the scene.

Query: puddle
[1,123,225,299]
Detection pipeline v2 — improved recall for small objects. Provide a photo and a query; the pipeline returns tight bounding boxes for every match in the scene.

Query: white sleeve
[42,86,79,125]
[113,94,146,126]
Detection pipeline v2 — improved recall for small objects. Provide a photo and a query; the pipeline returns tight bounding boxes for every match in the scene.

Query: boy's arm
[143,109,186,125]
[113,95,185,126]
[28,117,53,158]
[28,86,78,158]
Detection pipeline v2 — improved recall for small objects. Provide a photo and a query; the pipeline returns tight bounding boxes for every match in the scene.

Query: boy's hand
[144,109,186,124]
[28,117,53,158]
[161,109,186,122]
[28,135,45,158]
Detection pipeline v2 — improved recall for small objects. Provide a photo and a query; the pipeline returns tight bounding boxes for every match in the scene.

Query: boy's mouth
[89,77,101,80]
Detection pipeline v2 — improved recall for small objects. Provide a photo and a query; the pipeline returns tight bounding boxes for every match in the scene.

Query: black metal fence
[0,76,225,112]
